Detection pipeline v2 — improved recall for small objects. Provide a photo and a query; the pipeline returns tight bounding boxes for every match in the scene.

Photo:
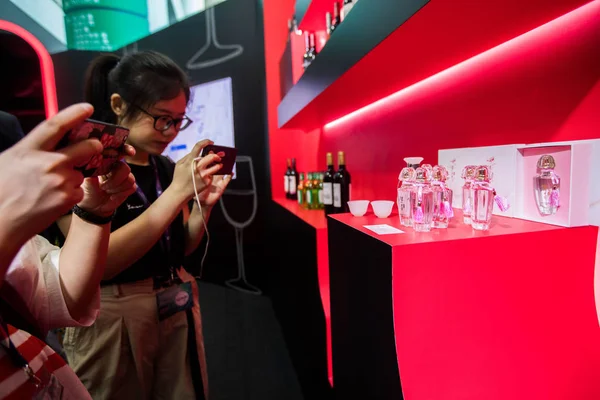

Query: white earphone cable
[192,156,210,279]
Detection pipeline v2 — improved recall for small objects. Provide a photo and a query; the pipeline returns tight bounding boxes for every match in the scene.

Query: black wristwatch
[72,205,114,225]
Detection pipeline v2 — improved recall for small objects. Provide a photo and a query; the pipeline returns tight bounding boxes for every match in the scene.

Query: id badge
[156,282,194,321]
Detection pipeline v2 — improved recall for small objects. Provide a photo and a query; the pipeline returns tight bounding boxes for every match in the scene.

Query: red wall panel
[318,0,600,202]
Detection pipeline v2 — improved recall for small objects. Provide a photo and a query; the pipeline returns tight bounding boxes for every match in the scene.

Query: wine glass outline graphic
[219,155,261,295]
[186,6,244,70]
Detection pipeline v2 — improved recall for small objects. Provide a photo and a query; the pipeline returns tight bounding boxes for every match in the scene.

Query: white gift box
[438,140,600,227]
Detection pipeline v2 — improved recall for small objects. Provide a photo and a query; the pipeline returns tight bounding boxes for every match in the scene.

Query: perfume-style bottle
[534,154,560,216]
[461,165,476,225]
[410,167,434,232]
[431,165,454,229]
[470,165,514,231]
[397,167,416,227]
[404,157,424,169]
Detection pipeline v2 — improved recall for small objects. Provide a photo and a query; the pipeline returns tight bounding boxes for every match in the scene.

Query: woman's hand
[170,140,223,203]
[76,144,137,216]
[197,174,232,207]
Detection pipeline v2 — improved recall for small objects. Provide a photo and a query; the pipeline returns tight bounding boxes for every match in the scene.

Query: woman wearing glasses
[57,51,230,400]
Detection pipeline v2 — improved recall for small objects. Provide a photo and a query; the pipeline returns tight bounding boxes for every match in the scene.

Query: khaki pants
[63,269,208,400]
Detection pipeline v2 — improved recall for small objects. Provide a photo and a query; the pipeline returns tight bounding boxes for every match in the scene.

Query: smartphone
[58,119,129,177]
[199,144,238,175]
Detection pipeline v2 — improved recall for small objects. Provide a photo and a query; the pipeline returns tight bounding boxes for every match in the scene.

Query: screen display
[7,0,227,52]
[163,77,236,175]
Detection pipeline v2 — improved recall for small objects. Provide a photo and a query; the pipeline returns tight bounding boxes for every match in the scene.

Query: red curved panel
[0,20,58,118]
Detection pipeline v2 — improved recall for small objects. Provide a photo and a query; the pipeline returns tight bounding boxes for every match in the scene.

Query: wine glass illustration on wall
[186,6,244,70]
[219,156,261,295]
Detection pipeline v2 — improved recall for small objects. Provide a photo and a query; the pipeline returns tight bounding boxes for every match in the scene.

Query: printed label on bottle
[284,176,289,193]
[318,190,323,205]
[398,189,410,216]
[323,182,333,205]
[289,177,297,194]
[306,190,312,204]
[333,183,342,208]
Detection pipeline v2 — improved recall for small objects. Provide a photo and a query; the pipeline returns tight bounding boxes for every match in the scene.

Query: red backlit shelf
[298,0,335,33]
[278,0,594,131]
[273,197,327,230]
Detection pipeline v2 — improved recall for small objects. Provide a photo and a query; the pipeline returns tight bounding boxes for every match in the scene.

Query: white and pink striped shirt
[0,235,99,399]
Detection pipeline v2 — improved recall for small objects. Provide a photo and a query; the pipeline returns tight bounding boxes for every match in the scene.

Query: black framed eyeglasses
[134,105,193,132]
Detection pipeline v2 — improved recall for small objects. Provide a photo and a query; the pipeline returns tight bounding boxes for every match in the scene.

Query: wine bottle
[302,32,312,70]
[341,0,355,21]
[326,12,333,39]
[285,158,291,199]
[289,158,299,200]
[311,173,320,210]
[323,152,335,214]
[318,173,324,209]
[297,172,305,207]
[305,173,314,208]
[333,151,351,213]
[309,33,317,60]
[331,2,341,33]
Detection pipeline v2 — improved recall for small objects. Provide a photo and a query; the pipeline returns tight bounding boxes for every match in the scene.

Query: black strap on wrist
[72,205,114,225]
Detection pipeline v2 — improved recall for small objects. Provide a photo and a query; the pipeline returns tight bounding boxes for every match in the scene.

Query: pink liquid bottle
[431,165,454,229]
[534,155,560,216]
[410,167,434,232]
[397,167,416,227]
[461,165,476,225]
[471,165,510,231]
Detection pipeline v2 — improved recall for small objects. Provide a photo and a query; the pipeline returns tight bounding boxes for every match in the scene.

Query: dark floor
[198,281,304,400]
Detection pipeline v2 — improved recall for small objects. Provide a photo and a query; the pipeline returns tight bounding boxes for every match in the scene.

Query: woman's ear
[110,93,125,118]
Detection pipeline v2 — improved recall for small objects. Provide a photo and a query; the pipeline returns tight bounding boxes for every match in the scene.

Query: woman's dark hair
[84,51,190,124]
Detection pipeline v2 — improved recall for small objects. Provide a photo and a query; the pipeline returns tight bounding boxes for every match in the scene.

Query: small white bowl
[371,200,394,218]
[347,200,370,217]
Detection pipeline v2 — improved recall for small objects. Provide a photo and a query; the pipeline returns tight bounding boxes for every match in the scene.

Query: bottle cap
[421,163,433,172]
[537,154,556,170]
[398,167,415,182]
[414,167,432,183]
[404,157,424,168]
[461,165,476,180]
[432,165,448,181]
[473,165,491,182]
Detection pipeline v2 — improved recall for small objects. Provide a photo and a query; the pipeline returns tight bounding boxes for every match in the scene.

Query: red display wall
[263,0,600,390]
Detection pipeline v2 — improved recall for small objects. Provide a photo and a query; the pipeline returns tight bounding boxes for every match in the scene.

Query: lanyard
[0,315,43,389]
[135,157,175,277]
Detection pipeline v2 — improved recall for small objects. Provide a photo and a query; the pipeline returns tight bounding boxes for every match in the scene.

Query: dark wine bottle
[323,152,335,215]
[341,0,355,21]
[302,32,311,70]
[309,33,317,60]
[285,158,292,199]
[331,2,341,33]
[333,151,351,213]
[289,158,299,200]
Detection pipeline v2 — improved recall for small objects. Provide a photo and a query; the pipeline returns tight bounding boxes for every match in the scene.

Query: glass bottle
[311,173,320,210]
[305,173,314,209]
[397,167,415,227]
[471,166,495,231]
[534,155,560,216]
[404,157,424,169]
[297,172,305,207]
[318,173,325,209]
[410,167,434,232]
[461,165,476,225]
[431,165,454,229]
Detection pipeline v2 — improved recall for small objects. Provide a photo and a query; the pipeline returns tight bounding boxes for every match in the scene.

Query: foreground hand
[170,140,223,202]
[0,103,101,242]
[77,149,137,217]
